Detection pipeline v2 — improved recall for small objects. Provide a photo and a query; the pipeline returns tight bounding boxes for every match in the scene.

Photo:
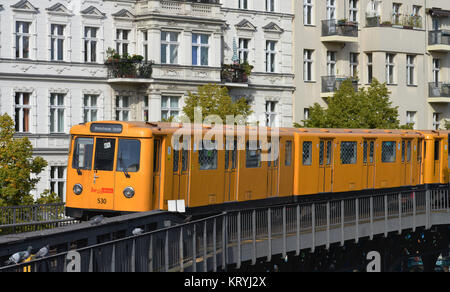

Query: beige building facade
[294,0,450,130]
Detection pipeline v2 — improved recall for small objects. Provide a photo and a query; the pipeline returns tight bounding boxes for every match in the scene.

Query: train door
[363,139,376,189]
[319,139,333,193]
[92,137,116,210]
[224,139,238,202]
[153,138,162,210]
[172,139,190,204]
[402,139,413,185]
[267,139,280,197]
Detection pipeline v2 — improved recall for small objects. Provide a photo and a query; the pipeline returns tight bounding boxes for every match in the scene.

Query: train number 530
[97,198,107,205]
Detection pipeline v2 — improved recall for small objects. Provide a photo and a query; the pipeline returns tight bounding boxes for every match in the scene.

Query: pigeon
[34,245,49,259]
[5,246,32,265]
[90,215,104,226]
[132,228,144,236]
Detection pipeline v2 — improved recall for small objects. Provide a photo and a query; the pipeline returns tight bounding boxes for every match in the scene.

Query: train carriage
[65,121,449,220]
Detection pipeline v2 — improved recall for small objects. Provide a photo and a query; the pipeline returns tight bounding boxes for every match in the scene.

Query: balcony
[136,0,222,20]
[365,15,423,29]
[428,82,450,103]
[105,56,153,83]
[428,30,450,53]
[321,19,358,43]
[321,76,358,98]
[221,63,252,87]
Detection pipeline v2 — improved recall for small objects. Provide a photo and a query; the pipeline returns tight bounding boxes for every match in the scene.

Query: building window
[349,0,358,22]
[161,31,179,64]
[50,166,66,201]
[304,0,313,25]
[161,96,180,121]
[266,41,277,73]
[142,31,149,61]
[192,33,209,66]
[304,49,313,81]
[239,38,250,63]
[327,51,336,76]
[406,111,416,129]
[433,58,440,84]
[386,53,395,84]
[413,5,421,17]
[326,0,336,20]
[143,96,149,122]
[116,29,130,56]
[304,108,310,120]
[16,21,31,59]
[266,0,275,12]
[83,95,99,123]
[367,53,373,84]
[392,3,401,25]
[265,101,277,127]
[406,55,415,86]
[116,96,130,121]
[350,52,359,78]
[84,27,98,63]
[15,92,31,133]
[50,93,65,133]
[50,24,65,61]
[433,113,441,130]
[239,0,248,9]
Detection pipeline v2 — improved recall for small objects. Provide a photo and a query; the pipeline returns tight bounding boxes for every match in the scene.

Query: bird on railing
[34,245,49,259]
[4,246,32,265]
[90,215,104,226]
[132,228,144,236]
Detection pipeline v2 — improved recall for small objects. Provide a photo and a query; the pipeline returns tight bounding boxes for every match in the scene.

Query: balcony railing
[322,19,358,38]
[429,82,450,98]
[106,59,153,79]
[365,15,422,28]
[221,64,250,84]
[429,30,450,46]
[322,76,358,93]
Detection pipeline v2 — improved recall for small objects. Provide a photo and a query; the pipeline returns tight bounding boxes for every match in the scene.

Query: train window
[117,140,141,172]
[326,141,332,165]
[303,142,312,166]
[381,141,396,163]
[402,141,406,162]
[94,138,116,171]
[363,141,368,164]
[340,142,357,165]
[182,140,190,172]
[72,138,94,170]
[407,141,411,162]
[417,140,422,162]
[319,141,324,165]
[246,141,261,168]
[285,141,292,166]
[199,141,217,170]
[173,140,180,172]
[434,141,440,161]
[369,142,374,163]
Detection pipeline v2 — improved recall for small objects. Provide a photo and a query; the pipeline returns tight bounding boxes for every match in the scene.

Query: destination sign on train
[90,123,123,134]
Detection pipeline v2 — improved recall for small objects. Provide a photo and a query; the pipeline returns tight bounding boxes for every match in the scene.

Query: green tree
[0,114,47,206]
[183,84,253,124]
[300,79,403,129]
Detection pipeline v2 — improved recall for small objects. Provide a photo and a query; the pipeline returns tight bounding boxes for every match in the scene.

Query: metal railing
[0,203,78,234]
[322,19,358,38]
[2,188,448,272]
[429,30,450,46]
[106,60,153,79]
[322,76,358,93]
[429,82,450,98]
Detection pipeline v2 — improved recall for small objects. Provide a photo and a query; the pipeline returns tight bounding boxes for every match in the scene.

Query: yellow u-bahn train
[65,121,449,220]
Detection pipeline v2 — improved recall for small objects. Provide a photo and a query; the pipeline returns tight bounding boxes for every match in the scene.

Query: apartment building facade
[0,0,294,200]
[294,0,450,130]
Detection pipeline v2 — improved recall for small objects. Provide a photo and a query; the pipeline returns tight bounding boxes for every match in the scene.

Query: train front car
[65,122,154,220]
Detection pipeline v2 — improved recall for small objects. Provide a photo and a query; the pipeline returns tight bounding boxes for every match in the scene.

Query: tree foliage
[300,79,404,129]
[0,114,48,206]
[183,84,253,124]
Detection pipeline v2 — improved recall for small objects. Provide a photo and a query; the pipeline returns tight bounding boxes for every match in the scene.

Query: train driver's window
[434,141,440,161]
[117,139,141,172]
[72,137,94,170]
[303,141,312,166]
[246,141,261,168]
[94,138,116,171]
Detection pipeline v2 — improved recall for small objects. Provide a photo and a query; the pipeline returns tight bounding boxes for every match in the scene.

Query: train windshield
[94,138,116,171]
[72,138,94,170]
[117,139,141,172]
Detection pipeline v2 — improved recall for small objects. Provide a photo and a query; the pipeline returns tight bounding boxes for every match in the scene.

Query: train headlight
[123,187,135,199]
[73,184,83,195]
